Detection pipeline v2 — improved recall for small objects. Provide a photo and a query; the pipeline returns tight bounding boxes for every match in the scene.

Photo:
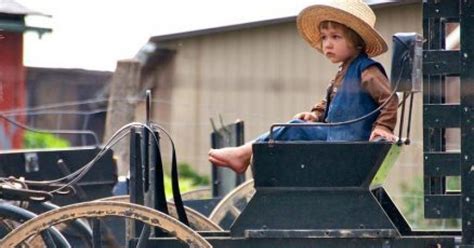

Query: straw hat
[297,0,388,57]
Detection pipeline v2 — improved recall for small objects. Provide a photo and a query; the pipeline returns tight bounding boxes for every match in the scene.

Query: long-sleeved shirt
[310,62,398,133]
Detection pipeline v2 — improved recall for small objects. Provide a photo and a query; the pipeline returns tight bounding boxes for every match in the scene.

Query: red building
[0,0,50,149]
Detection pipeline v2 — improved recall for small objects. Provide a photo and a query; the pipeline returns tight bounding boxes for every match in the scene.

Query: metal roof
[0,0,50,17]
[0,0,51,35]
[150,16,296,44]
[0,19,51,36]
[150,0,418,44]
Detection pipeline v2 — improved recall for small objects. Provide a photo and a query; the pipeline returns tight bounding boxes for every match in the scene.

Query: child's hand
[370,127,397,142]
[293,112,318,122]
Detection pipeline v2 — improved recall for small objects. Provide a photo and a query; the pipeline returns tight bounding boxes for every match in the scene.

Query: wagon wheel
[28,201,94,246]
[180,187,211,200]
[97,195,222,231]
[0,221,46,248]
[0,201,212,248]
[208,179,255,229]
[0,202,71,247]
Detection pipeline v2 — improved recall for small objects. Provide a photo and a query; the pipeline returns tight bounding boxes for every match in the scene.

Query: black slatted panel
[425,195,461,218]
[424,104,461,127]
[460,0,474,244]
[423,50,461,75]
[424,152,461,176]
[423,0,460,220]
[424,0,459,19]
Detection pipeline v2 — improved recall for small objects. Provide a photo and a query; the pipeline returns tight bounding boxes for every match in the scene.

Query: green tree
[163,162,210,197]
[23,131,70,149]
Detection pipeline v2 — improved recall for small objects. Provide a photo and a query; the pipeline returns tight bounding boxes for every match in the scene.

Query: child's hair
[319,21,366,52]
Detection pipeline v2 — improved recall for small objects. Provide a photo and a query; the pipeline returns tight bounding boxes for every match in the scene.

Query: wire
[47,123,161,194]
[2,109,108,117]
[0,113,101,146]
[0,107,110,148]
[48,128,131,193]
[0,98,108,115]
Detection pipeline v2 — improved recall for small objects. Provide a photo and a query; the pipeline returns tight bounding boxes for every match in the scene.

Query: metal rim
[180,187,211,200]
[167,201,223,231]
[0,202,70,247]
[0,201,212,248]
[208,179,255,225]
[96,195,223,231]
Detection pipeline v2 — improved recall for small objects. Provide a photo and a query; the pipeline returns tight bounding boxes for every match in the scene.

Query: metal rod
[129,127,144,238]
[405,92,415,145]
[141,127,150,193]
[397,92,407,145]
[146,90,151,126]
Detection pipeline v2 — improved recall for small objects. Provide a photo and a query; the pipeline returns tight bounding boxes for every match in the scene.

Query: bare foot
[208,146,252,174]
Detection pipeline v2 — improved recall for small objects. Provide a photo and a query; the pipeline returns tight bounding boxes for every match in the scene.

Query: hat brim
[297,5,388,57]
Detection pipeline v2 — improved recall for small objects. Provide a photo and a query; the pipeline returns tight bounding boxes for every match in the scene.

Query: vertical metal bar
[129,127,144,239]
[141,128,150,194]
[235,121,245,186]
[405,93,415,144]
[143,90,151,199]
[142,91,151,241]
[142,89,152,199]
[142,87,151,198]
[460,0,474,244]
[92,219,102,248]
[146,90,151,126]
[148,132,156,237]
[398,92,407,141]
[210,131,220,197]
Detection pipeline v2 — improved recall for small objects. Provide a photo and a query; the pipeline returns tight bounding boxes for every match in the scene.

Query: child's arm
[293,98,327,122]
[361,65,399,141]
[309,99,327,122]
[293,111,318,122]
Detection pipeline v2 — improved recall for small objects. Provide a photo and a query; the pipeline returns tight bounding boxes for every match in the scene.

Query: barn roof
[149,0,418,43]
[0,0,50,17]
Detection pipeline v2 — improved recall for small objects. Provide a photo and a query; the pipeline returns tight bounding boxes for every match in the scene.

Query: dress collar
[338,52,361,73]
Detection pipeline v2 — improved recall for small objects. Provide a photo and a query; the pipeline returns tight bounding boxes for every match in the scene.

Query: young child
[209,0,398,174]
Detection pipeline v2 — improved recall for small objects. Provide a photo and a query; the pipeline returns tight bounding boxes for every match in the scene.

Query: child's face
[320,26,358,64]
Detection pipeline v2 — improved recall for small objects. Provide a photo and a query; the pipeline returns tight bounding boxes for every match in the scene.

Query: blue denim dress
[256,53,386,143]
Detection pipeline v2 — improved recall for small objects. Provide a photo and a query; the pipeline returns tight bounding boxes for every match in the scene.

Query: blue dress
[256,53,386,143]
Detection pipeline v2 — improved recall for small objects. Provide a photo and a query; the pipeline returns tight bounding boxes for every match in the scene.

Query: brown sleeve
[310,99,327,122]
[361,66,399,133]
[309,82,336,122]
